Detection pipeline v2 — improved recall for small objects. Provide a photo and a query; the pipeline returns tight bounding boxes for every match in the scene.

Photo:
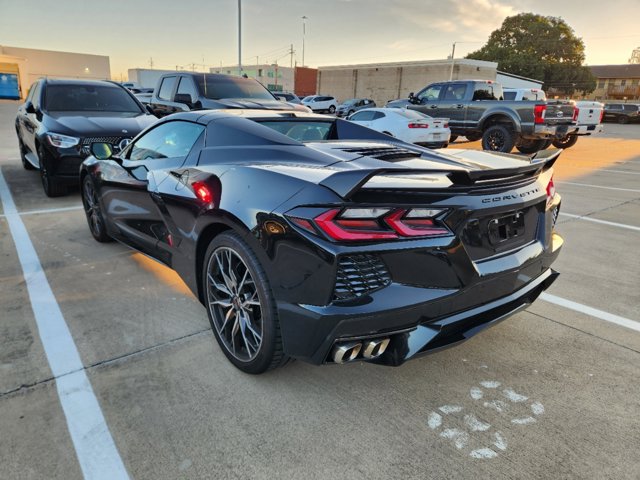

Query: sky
[1,0,639,80]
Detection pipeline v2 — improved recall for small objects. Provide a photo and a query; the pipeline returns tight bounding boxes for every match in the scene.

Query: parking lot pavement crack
[528,311,640,355]
[0,329,212,400]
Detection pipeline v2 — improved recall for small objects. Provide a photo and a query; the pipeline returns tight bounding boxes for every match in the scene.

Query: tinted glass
[443,84,467,100]
[473,85,497,100]
[129,121,205,161]
[194,74,275,100]
[417,85,442,102]
[623,105,639,112]
[158,77,176,101]
[371,111,386,120]
[256,120,332,141]
[176,77,198,102]
[503,91,516,100]
[44,84,141,113]
[350,110,376,121]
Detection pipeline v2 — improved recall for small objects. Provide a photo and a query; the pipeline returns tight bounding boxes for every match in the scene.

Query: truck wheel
[552,134,578,149]
[515,138,547,154]
[482,125,516,153]
[449,135,458,143]
[328,105,336,114]
[465,133,482,142]
[618,116,629,124]
[540,139,552,150]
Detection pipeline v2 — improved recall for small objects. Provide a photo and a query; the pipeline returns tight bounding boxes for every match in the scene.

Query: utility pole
[449,43,456,81]
[301,16,308,67]
[238,0,242,76]
[149,57,154,69]
[290,44,294,68]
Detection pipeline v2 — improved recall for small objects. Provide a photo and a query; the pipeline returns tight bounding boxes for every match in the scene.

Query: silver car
[336,98,376,117]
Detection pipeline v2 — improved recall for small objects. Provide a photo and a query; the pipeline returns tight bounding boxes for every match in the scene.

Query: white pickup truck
[552,100,604,148]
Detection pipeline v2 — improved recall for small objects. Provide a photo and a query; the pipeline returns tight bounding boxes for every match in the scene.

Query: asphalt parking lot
[1,99,639,480]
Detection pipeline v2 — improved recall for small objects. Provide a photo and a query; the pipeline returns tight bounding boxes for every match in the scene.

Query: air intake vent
[339,146,422,162]
[333,254,391,301]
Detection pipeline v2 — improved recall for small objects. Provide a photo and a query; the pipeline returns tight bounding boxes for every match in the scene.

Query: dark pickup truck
[148,72,309,117]
[387,80,576,153]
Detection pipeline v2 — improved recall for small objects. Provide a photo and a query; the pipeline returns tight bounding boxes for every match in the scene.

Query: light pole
[301,16,308,67]
[238,0,242,76]
[449,42,456,81]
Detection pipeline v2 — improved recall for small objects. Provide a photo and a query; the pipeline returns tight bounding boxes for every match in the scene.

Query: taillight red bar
[408,123,429,128]
[534,105,546,124]
[311,208,449,241]
[573,107,579,122]
[546,176,556,204]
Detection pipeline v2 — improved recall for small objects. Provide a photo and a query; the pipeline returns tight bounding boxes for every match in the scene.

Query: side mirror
[146,104,156,116]
[174,93,193,108]
[91,142,113,160]
[25,102,36,114]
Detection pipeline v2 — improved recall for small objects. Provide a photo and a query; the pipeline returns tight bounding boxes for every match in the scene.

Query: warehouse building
[316,59,498,106]
[0,45,111,99]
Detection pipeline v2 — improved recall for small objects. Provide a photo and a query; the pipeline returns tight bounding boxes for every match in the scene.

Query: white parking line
[597,169,640,175]
[540,293,640,333]
[0,169,129,480]
[0,205,83,218]
[559,212,640,232]
[556,181,640,193]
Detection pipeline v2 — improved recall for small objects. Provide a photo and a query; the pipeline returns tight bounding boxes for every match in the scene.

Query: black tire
[552,134,579,149]
[482,125,517,153]
[618,116,629,124]
[328,105,336,114]
[540,139,553,150]
[515,138,547,154]
[81,175,112,243]
[449,135,458,143]
[18,136,36,170]
[202,231,288,374]
[465,132,482,142]
[37,144,67,197]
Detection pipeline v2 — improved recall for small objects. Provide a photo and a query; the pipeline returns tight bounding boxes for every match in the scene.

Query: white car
[301,95,338,114]
[348,108,450,148]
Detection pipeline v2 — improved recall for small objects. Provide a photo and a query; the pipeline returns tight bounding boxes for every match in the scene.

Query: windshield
[256,120,333,141]
[194,74,275,101]
[44,84,142,113]
[341,99,357,105]
[301,96,315,102]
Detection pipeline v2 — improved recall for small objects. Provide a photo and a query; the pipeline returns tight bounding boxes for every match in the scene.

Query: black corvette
[80,109,563,374]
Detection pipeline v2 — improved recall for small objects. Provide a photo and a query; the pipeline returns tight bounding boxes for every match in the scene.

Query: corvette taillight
[546,176,556,203]
[309,207,449,241]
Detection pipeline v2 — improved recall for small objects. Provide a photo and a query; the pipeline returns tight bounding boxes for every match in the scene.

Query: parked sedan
[15,78,157,196]
[348,108,450,148]
[80,109,562,374]
[336,98,376,117]
[301,95,338,114]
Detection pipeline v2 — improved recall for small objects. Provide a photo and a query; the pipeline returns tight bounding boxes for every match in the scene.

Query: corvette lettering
[481,188,540,203]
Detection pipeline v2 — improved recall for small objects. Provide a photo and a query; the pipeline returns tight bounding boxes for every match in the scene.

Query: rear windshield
[392,109,430,120]
[256,120,333,141]
[503,91,516,100]
[44,84,142,113]
[194,75,275,101]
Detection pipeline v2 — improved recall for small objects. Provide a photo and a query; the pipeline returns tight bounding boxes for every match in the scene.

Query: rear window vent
[338,146,422,162]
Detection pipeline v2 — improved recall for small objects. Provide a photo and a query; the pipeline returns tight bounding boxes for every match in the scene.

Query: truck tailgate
[545,100,576,125]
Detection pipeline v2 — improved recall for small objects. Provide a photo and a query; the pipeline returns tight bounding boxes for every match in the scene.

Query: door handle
[456,104,465,109]
[429,105,437,109]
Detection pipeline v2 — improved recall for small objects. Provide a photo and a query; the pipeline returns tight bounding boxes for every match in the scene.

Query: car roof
[165,109,333,125]
[42,78,122,87]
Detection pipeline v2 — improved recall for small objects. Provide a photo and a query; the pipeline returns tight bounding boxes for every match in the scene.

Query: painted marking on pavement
[556,181,640,193]
[540,293,640,333]
[559,212,640,232]
[0,205,83,218]
[0,169,129,480]
[597,169,640,175]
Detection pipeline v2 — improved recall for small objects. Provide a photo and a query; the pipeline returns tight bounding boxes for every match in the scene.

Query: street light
[238,0,242,76]
[301,16,308,67]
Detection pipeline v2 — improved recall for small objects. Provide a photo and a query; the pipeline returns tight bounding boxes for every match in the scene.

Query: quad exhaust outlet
[331,337,390,364]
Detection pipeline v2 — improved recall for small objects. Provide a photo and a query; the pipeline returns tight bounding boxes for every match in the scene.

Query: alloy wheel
[486,130,505,150]
[206,247,263,362]
[83,179,103,237]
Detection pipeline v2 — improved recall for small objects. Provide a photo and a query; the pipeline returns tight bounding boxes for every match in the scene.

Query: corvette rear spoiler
[319,149,561,199]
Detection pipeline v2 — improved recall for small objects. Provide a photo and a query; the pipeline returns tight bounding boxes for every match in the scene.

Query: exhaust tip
[362,338,390,359]
[332,342,362,364]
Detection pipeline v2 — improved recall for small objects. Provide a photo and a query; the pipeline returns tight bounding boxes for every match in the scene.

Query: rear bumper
[574,124,603,136]
[278,230,563,366]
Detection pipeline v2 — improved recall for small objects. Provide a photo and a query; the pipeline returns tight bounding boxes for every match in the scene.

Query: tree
[466,13,596,96]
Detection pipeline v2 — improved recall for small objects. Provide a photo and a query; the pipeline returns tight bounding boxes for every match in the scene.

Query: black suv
[15,79,157,196]
[602,103,640,124]
[148,72,309,117]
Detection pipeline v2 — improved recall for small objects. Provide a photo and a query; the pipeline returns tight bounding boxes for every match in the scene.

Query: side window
[417,85,442,102]
[350,111,375,121]
[443,84,467,101]
[371,111,386,120]
[503,91,516,100]
[157,76,177,101]
[473,85,496,101]
[31,82,43,109]
[176,77,198,103]
[128,121,205,161]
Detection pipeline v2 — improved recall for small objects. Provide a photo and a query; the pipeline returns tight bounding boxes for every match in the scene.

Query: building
[211,64,295,93]
[588,64,640,101]
[294,67,317,98]
[0,45,110,99]
[316,59,498,106]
